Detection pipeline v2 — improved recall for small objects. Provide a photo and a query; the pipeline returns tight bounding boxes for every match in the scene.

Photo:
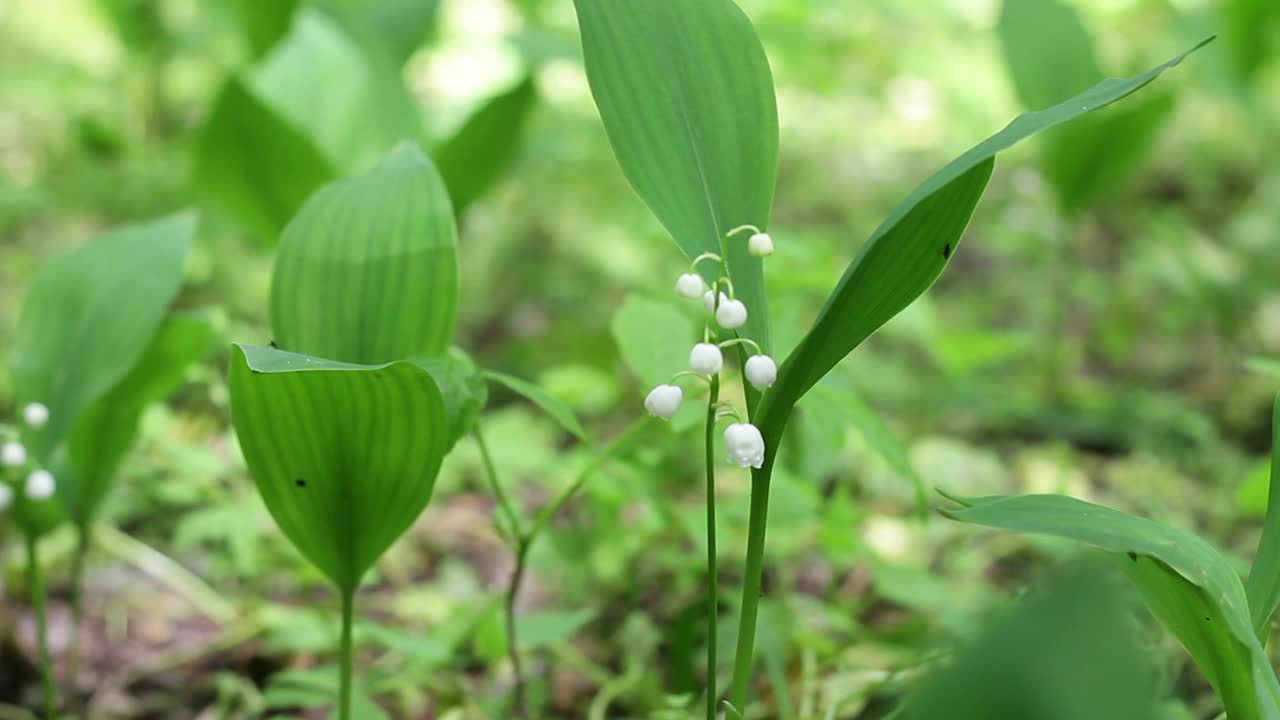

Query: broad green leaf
[196,77,337,244]
[574,0,779,353]
[484,370,587,441]
[11,212,195,461]
[1000,0,1102,111]
[418,349,488,449]
[271,143,458,365]
[435,76,538,216]
[944,493,1280,719]
[324,0,442,66]
[228,344,450,593]
[1246,393,1280,638]
[64,313,214,527]
[757,39,1212,443]
[610,294,697,388]
[225,0,300,57]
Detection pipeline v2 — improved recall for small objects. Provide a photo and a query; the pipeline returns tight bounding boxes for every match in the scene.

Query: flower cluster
[0,402,55,511]
[644,225,778,468]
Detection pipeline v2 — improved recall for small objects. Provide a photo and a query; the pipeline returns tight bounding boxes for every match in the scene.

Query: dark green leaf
[574,0,779,353]
[1246,393,1280,638]
[1223,0,1280,82]
[435,76,538,216]
[271,143,458,365]
[485,370,587,441]
[225,0,300,57]
[228,344,450,593]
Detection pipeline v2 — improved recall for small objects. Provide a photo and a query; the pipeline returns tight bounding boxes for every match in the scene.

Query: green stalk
[728,454,775,714]
[25,534,55,719]
[338,588,355,720]
[704,374,720,720]
[506,539,531,718]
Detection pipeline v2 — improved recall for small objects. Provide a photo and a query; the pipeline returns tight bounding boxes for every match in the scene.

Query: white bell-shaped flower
[703,290,729,315]
[675,273,705,300]
[0,483,12,511]
[644,384,684,420]
[744,355,777,390]
[689,343,724,375]
[724,423,765,469]
[1,441,26,467]
[23,402,49,429]
[25,469,55,500]
[715,299,748,329]
[748,232,774,257]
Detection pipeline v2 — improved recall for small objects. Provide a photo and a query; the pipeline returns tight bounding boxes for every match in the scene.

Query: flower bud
[748,232,774,257]
[703,290,729,315]
[0,484,11,511]
[715,299,748,329]
[689,343,724,375]
[724,423,765,468]
[744,355,777,389]
[675,273,705,299]
[1,441,26,467]
[23,402,49,429]
[25,469,55,500]
[644,384,684,420]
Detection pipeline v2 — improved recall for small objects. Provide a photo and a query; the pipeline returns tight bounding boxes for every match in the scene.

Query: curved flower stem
[717,337,763,355]
[704,374,721,720]
[338,587,355,720]
[691,252,723,271]
[724,224,761,239]
[25,534,55,719]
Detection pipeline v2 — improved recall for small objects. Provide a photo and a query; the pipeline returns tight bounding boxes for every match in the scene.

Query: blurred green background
[1,0,1279,717]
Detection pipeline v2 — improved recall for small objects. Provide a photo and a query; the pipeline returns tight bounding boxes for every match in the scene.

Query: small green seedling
[572,0,1212,714]
[3,212,200,717]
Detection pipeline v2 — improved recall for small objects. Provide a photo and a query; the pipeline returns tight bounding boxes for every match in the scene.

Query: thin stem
[691,252,723,271]
[338,588,355,720]
[704,374,720,720]
[506,539,531,719]
[69,524,90,710]
[717,337,763,355]
[724,224,761,238]
[474,425,523,540]
[729,453,776,713]
[25,534,54,719]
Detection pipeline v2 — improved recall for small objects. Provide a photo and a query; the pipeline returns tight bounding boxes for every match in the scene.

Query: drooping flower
[0,483,11,511]
[744,355,777,390]
[703,290,729,315]
[25,469,55,500]
[645,384,684,420]
[724,423,765,469]
[715,299,748,329]
[1,441,26,468]
[689,343,724,375]
[748,232,774,257]
[23,402,49,429]
[675,273,705,299]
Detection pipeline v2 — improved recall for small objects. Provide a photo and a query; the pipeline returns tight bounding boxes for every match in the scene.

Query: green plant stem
[729,450,777,714]
[338,588,355,720]
[704,374,720,720]
[25,534,55,719]
[474,425,523,542]
[507,539,531,719]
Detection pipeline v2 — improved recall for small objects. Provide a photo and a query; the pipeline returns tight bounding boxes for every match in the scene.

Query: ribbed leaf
[64,313,214,526]
[435,76,538,217]
[271,143,458,365]
[228,344,450,592]
[945,493,1280,719]
[574,0,778,353]
[1246,393,1280,638]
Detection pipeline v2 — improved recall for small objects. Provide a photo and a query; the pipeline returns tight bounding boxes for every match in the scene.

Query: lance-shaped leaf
[1246,393,1280,638]
[228,344,449,593]
[944,493,1280,719]
[63,313,214,527]
[574,0,779,353]
[10,212,195,462]
[271,143,458,364]
[435,76,538,217]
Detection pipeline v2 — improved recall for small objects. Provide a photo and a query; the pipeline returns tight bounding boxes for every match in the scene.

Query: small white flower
[644,384,684,420]
[744,355,777,390]
[25,469,55,500]
[703,290,729,315]
[0,483,12,511]
[724,423,765,469]
[689,343,724,375]
[23,402,49,429]
[1,441,26,468]
[748,232,774,257]
[715,299,748,329]
[675,273,705,299]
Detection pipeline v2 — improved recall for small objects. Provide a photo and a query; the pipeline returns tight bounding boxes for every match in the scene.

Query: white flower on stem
[724,423,765,469]
[675,273,705,299]
[703,290,729,315]
[644,384,684,420]
[23,402,49,429]
[748,232,774,257]
[2,441,26,467]
[0,483,11,511]
[744,355,777,390]
[25,469,55,500]
[715,299,748,329]
[689,343,724,375]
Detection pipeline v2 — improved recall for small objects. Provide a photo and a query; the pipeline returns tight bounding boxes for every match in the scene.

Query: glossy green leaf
[574,0,779,353]
[944,493,1280,719]
[484,370,587,441]
[63,313,214,527]
[271,143,458,364]
[435,76,538,216]
[228,344,450,593]
[196,77,338,244]
[1246,393,1280,638]
[11,212,195,461]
